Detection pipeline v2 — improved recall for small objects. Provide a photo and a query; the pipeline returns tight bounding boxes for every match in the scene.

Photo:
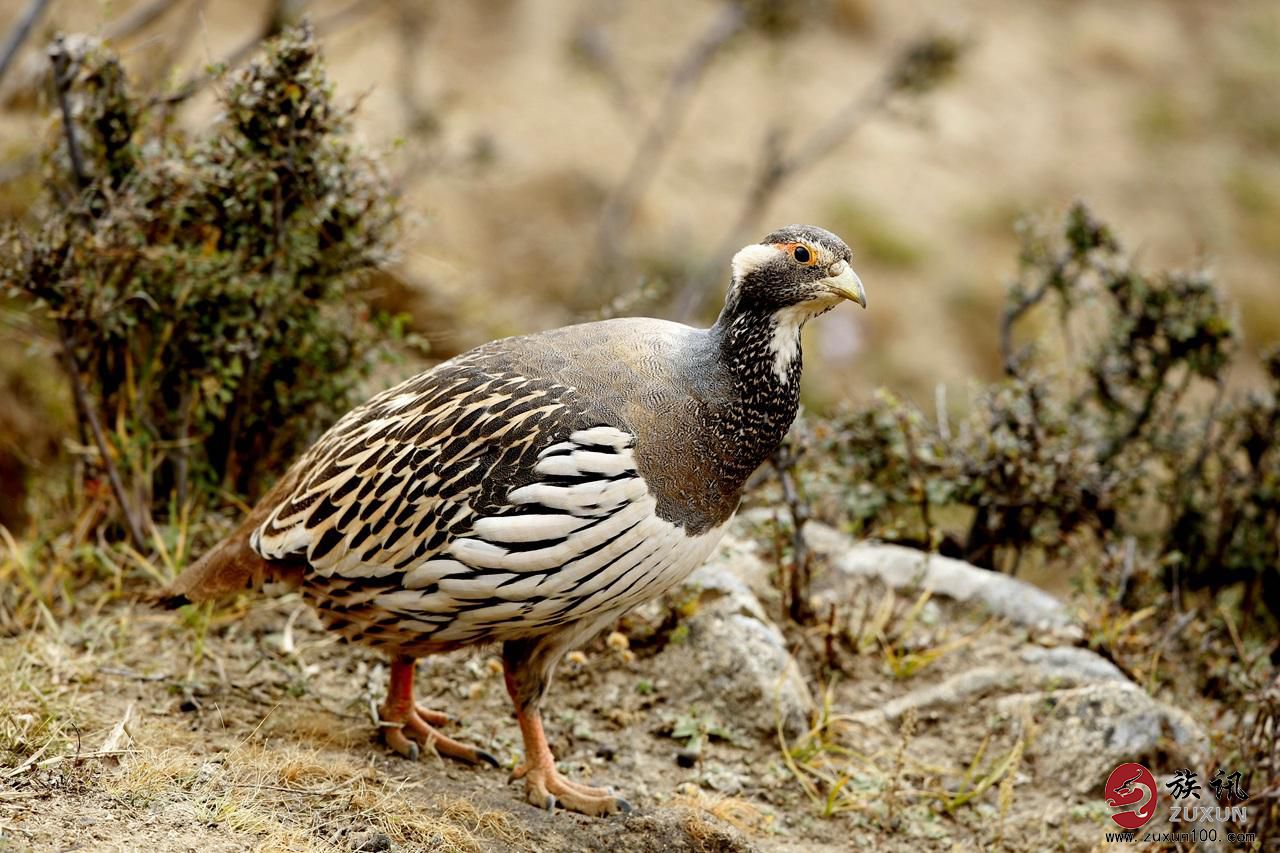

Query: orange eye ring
[790,243,817,265]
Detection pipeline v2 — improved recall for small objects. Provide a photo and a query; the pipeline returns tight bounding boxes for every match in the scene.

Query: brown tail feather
[151,471,306,609]
[153,533,293,608]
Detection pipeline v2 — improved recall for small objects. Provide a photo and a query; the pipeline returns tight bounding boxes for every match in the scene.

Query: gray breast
[460,318,740,534]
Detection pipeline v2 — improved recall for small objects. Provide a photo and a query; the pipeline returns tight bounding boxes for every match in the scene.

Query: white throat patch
[769,305,805,384]
[769,297,841,383]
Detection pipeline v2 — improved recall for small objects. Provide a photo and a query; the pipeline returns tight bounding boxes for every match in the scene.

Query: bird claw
[379,704,494,767]
[518,765,628,817]
[382,723,419,761]
[413,705,454,727]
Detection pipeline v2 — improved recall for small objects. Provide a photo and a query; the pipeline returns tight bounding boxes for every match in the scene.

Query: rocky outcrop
[659,547,814,740]
[654,520,1212,848]
[803,526,1078,635]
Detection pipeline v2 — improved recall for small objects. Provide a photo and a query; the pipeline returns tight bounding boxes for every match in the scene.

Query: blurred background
[5,0,1278,406]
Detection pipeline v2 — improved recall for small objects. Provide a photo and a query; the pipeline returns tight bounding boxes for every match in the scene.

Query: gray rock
[682,561,770,624]
[698,534,778,606]
[851,645,1143,725]
[803,524,1079,636]
[1019,645,1128,684]
[793,523,1208,779]
[662,551,814,739]
[685,519,1214,847]
[1006,681,1210,794]
[852,666,1018,723]
[685,609,813,738]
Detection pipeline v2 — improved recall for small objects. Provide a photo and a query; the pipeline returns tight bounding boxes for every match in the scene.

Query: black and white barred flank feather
[251,347,727,652]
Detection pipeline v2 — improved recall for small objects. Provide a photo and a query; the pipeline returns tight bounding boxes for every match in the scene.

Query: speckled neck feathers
[700,302,805,493]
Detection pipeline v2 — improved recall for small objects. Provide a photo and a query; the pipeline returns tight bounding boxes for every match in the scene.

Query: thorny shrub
[798,203,1274,620]
[776,203,1277,836]
[4,25,400,537]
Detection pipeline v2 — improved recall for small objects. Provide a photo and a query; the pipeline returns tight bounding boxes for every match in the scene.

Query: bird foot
[511,763,632,817]
[379,702,498,767]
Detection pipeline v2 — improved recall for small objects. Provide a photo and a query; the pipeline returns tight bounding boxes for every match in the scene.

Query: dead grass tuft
[103,740,524,852]
[263,710,368,751]
[672,784,771,836]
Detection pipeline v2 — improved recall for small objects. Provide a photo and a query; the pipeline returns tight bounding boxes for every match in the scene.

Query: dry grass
[0,2,1272,850]
[671,784,771,837]
[773,583,1053,843]
[0,601,528,852]
[777,677,1036,833]
[0,522,526,852]
[105,740,523,851]
[0,518,1259,851]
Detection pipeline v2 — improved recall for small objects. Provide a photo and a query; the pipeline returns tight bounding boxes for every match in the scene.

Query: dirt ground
[0,527,1204,853]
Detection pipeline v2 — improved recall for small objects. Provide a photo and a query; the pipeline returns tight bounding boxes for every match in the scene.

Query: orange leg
[379,655,497,767]
[503,652,631,816]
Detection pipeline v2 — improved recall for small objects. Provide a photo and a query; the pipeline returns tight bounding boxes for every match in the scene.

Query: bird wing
[250,355,690,644]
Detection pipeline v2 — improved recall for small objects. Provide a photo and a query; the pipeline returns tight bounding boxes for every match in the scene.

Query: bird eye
[792,245,814,264]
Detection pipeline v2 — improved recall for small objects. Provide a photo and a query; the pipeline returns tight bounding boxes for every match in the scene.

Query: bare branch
[583,2,747,293]
[998,266,1057,377]
[772,438,814,623]
[675,33,962,321]
[569,0,638,124]
[57,327,147,549]
[154,0,382,107]
[104,0,185,42]
[0,0,51,88]
[49,35,89,191]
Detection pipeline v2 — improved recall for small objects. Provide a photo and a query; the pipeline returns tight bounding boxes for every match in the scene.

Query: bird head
[725,224,866,318]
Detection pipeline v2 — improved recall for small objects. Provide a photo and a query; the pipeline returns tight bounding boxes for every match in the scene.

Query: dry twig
[772,439,813,623]
[46,41,149,548]
[103,0,186,42]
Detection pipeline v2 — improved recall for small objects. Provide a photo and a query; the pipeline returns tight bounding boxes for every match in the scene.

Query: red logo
[1105,763,1159,829]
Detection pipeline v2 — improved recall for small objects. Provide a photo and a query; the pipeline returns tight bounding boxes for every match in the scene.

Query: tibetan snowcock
[161,225,866,816]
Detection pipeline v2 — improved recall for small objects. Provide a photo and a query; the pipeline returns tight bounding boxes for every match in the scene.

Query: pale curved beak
[823,261,866,309]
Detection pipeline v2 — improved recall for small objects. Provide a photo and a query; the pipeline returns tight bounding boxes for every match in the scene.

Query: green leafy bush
[5,25,399,535]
